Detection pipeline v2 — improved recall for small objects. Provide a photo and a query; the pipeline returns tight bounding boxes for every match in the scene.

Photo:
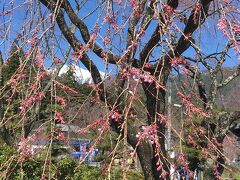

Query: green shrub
[0,145,143,179]
[73,165,102,180]
[56,158,76,179]
[109,167,144,180]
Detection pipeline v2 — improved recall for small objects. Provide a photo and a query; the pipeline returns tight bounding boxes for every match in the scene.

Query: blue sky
[0,0,239,75]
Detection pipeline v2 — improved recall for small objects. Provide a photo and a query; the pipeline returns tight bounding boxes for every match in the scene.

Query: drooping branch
[139,25,160,66]
[139,0,179,67]
[126,0,148,48]
[143,1,213,118]
[173,0,212,57]
[153,0,213,76]
[60,0,120,64]
[39,5,156,178]
[39,0,105,96]
[185,64,209,108]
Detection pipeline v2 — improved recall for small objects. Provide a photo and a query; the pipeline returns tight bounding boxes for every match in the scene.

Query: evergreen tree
[2,40,22,83]
[59,65,79,90]
[0,40,23,145]
[57,65,91,101]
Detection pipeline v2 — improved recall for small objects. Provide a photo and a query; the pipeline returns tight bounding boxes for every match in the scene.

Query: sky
[0,0,239,75]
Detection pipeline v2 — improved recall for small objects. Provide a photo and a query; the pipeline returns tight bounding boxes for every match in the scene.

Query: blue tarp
[71,151,81,159]
[32,140,90,145]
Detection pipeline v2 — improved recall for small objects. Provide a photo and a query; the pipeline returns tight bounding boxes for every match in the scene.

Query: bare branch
[39,0,104,94]
[214,41,232,73]
[217,65,240,88]
[139,25,160,66]
[174,0,213,57]
[61,0,120,64]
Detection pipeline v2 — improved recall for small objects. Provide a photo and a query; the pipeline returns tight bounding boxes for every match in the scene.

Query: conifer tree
[2,40,22,83]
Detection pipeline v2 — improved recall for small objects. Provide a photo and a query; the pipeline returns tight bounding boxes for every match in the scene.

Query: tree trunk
[127,122,155,179]
[142,81,170,180]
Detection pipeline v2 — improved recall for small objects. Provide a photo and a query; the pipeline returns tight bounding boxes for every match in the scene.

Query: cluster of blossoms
[232,21,240,52]
[54,57,62,64]
[171,57,191,76]
[217,18,240,52]
[193,126,206,136]
[7,72,26,92]
[193,3,202,25]
[30,72,46,90]
[18,133,39,162]
[7,68,45,95]
[55,129,66,141]
[71,25,100,62]
[121,67,166,89]
[103,11,119,31]
[18,137,32,162]
[87,118,105,130]
[36,47,44,68]
[217,18,228,36]
[24,36,46,68]
[102,9,119,45]
[130,0,142,17]
[77,118,109,135]
[121,67,153,83]
[177,92,209,118]
[110,111,122,122]
[0,10,13,16]
[36,71,46,80]
[54,112,65,124]
[136,124,168,177]
[171,56,188,67]
[157,113,168,126]
[136,124,159,145]
[54,80,78,94]
[71,45,89,62]
[19,92,44,111]
[177,153,192,178]
[103,12,116,24]
[55,96,66,108]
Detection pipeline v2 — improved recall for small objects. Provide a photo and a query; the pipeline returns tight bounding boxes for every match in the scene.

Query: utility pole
[0,51,3,121]
[167,77,172,151]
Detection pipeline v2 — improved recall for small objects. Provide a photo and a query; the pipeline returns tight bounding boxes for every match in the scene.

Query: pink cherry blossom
[54,112,65,124]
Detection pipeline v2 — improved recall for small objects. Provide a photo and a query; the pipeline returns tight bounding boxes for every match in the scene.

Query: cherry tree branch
[39,0,104,90]
[217,65,240,88]
[60,0,120,64]
[139,0,179,67]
